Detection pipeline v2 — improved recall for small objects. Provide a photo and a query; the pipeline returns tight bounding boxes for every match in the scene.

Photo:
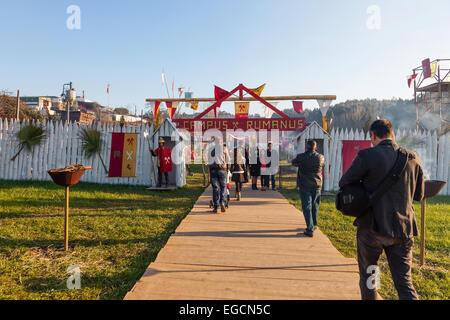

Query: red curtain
[342,140,372,175]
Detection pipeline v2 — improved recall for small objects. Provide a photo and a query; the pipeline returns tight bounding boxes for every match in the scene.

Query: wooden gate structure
[146,83,336,133]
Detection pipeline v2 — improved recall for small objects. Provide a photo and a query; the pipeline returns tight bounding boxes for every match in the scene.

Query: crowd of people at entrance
[206,137,279,214]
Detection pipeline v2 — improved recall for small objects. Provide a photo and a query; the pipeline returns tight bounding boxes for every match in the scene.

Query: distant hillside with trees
[176,98,429,131]
[281,98,447,134]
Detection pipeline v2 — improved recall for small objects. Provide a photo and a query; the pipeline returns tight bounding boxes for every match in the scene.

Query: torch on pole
[48,165,92,251]
[420,180,446,266]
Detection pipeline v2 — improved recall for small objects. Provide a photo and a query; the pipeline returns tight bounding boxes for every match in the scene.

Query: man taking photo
[339,119,424,300]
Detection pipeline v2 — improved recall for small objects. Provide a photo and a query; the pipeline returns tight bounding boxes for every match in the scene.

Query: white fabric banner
[317,100,332,117]
[263,102,278,119]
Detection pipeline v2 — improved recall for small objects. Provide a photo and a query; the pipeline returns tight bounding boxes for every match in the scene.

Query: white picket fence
[1,119,449,195]
[0,119,156,186]
[297,126,450,195]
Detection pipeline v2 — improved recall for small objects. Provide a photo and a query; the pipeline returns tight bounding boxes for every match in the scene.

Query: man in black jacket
[339,119,424,300]
[292,140,325,237]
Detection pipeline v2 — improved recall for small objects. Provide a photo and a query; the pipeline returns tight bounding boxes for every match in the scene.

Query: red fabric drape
[108,133,125,177]
[342,140,372,175]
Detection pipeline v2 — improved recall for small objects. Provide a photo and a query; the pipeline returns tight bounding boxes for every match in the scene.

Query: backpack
[335,148,409,218]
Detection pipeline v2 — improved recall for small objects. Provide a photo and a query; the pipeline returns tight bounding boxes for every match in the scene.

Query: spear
[143,131,154,186]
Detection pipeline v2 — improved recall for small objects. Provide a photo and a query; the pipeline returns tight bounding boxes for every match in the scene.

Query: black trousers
[158,169,169,187]
[356,228,418,300]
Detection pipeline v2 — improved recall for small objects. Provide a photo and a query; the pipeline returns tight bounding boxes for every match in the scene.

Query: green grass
[279,166,449,300]
[0,165,206,300]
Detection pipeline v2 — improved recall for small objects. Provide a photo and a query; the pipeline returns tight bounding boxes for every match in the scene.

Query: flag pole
[162,69,171,99]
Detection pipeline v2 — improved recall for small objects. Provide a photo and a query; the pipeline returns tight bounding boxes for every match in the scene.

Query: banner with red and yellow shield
[235,102,250,119]
[108,133,138,178]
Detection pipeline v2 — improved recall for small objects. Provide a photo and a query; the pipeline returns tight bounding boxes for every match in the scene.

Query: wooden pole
[16,90,20,121]
[65,186,70,251]
[420,199,426,266]
[279,165,282,190]
[322,116,328,132]
[202,162,207,187]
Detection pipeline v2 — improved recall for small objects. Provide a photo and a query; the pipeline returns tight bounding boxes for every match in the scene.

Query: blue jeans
[210,169,227,209]
[299,189,321,233]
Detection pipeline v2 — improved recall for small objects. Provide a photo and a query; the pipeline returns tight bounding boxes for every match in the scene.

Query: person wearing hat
[149,137,173,188]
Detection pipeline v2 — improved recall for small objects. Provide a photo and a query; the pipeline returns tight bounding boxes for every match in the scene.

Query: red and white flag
[407,74,418,88]
[107,84,110,94]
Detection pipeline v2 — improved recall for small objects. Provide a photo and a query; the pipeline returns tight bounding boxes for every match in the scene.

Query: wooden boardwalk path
[125,185,361,300]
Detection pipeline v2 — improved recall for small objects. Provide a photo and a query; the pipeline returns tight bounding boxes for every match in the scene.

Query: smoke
[396,135,433,179]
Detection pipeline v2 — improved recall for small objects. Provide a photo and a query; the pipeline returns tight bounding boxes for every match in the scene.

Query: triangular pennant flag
[249,84,266,97]
[154,101,161,119]
[214,85,229,101]
[166,102,179,119]
[317,100,331,117]
[292,101,303,114]
[190,101,199,111]
[263,102,277,119]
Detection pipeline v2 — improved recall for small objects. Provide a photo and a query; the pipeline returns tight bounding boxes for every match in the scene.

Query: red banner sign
[173,118,306,132]
[108,133,139,178]
[342,140,372,175]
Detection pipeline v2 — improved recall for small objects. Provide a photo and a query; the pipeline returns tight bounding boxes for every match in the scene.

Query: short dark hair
[306,140,317,150]
[369,119,394,139]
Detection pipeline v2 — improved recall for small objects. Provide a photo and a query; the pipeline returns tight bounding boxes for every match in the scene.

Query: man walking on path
[292,140,325,237]
[207,137,230,213]
[339,119,424,300]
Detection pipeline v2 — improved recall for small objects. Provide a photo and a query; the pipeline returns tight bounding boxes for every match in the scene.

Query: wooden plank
[125,185,360,300]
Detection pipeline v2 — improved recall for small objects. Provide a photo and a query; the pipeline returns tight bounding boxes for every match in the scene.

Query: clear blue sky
[1,0,449,115]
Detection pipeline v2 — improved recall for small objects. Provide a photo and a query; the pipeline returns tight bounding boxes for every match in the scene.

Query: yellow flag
[235,102,250,119]
[249,84,266,96]
[121,133,138,177]
[190,101,199,111]
[431,62,438,78]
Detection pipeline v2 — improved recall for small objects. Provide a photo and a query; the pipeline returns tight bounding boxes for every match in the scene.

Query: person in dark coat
[231,147,246,200]
[249,147,261,190]
[244,145,250,183]
[339,119,424,300]
[261,142,278,191]
[292,140,325,237]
